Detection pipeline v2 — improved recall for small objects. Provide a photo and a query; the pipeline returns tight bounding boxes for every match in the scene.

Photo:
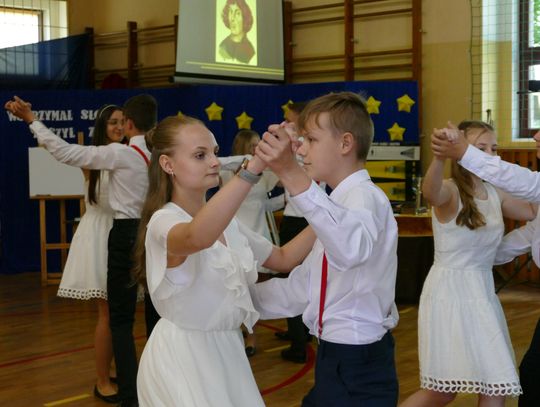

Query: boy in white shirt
[252,91,399,406]
[494,212,540,407]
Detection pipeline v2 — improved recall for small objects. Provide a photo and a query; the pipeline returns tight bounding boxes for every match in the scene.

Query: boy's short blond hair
[297,91,374,161]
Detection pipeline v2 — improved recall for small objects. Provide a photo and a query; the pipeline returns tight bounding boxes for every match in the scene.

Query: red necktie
[318,252,328,338]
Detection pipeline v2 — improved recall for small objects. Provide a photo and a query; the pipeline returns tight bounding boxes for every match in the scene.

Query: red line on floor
[257,321,285,332]
[257,322,315,395]
[260,344,316,395]
[1,314,315,395]
[0,335,146,369]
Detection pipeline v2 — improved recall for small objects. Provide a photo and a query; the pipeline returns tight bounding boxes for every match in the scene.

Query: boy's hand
[443,121,462,142]
[4,96,35,124]
[256,125,299,176]
[268,121,302,154]
[431,123,468,160]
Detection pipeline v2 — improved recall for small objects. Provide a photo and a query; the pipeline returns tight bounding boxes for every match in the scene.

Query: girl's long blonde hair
[132,115,204,285]
[451,120,494,230]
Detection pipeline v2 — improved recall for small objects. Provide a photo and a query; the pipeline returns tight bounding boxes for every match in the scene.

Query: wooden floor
[1,273,539,407]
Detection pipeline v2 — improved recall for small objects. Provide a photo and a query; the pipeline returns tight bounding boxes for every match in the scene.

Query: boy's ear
[124,118,134,131]
[340,132,354,155]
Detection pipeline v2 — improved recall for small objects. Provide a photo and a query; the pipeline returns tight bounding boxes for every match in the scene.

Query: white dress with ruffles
[137,202,272,407]
[418,182,522,397]
[57,172,113,300]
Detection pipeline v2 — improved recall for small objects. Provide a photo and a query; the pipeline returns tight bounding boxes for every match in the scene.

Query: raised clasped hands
[255,121,302,176]
[4,95,34,124]
[431,121,468,161]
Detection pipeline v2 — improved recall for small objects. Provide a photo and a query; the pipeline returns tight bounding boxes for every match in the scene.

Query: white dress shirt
[250,169,399,345]
[30,121,150,219]
[460,145,540,202]
[283,182,327,217]
[494,211,540,267]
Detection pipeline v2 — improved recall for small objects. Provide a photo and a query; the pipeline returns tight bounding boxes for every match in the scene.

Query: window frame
[519,0,540,137]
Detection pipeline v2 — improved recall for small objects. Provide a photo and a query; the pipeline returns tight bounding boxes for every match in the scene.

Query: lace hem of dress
[57,288,107,300]
[420,376,522,397]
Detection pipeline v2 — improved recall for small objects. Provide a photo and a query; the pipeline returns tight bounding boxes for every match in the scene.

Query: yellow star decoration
[366,96,382,115]
[236,111,254,130]
[396,94,415,113]
[205,102,224,121]
[387,122,405,141]
[281,99,294,119]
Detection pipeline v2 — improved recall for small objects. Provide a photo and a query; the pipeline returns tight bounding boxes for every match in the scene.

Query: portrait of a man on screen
[216,0,258,65]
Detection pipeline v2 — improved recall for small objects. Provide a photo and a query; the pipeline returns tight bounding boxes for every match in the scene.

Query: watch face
[235,158,249,175]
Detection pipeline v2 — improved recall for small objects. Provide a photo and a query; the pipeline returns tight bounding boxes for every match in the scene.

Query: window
[518,0,540,137]
[0,7,42,49]
[0,1,68,76]
[0,1,67,50]
[519,0,540,135]
[471,0,537,141]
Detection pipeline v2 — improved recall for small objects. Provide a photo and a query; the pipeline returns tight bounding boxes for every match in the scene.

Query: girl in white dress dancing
[401,121,537,407]
[133,115,315,406]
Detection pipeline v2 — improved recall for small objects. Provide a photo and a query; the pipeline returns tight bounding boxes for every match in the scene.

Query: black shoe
[245,346,257,357]
[281,347,307,363]
[93,385,121,404]
[274,331,290,341]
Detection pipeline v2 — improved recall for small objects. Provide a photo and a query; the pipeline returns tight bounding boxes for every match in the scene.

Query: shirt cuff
[29,120,43,131]
[459,144,482,168]
[288,180,325,215]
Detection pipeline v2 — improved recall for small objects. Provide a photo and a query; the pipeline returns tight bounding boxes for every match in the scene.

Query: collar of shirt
[329,169,370,202]
[129,134,147,147]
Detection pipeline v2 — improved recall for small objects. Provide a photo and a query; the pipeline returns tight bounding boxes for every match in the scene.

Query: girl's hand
[4,96,35,124]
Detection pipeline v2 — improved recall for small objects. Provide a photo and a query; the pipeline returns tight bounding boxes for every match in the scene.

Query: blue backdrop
[0,80,418,274]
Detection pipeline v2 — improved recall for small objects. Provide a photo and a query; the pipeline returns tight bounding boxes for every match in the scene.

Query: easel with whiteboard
[29,133,86,286]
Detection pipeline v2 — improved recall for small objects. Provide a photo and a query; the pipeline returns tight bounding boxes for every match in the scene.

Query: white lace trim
[57,288,107,300]
[420,376,522,397]
[58,286,146,302]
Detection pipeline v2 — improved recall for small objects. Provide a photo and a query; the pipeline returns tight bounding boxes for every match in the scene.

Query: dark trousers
[302,332,398,407]
[280,216,311,351]
[107,219,160,402]
[519,316,540,406]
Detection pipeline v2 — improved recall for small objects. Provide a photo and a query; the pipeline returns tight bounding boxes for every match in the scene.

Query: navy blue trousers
[302,332,398,407]
[519,316,540,406]
[108,219,160,402]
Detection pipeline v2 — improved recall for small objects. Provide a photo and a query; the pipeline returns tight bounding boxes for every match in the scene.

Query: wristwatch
[235,157,262,185]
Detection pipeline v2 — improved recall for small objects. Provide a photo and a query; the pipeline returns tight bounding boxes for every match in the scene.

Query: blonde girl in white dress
[400,121,537,407]
[133,115,315,406]
[56,105,125,403]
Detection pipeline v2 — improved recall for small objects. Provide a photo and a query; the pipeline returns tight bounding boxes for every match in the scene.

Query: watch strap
[237,167,261,185]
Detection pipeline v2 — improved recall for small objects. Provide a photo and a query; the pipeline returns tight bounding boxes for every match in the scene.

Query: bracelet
[235,157,261,185]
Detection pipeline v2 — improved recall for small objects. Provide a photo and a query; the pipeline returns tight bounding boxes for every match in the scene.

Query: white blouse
[145,202,273,332]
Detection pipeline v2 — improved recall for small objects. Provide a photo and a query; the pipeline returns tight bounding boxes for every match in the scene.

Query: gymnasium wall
[66,0,481,174]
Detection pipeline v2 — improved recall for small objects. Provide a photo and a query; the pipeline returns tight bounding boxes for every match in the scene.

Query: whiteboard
[28,147,85,196]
